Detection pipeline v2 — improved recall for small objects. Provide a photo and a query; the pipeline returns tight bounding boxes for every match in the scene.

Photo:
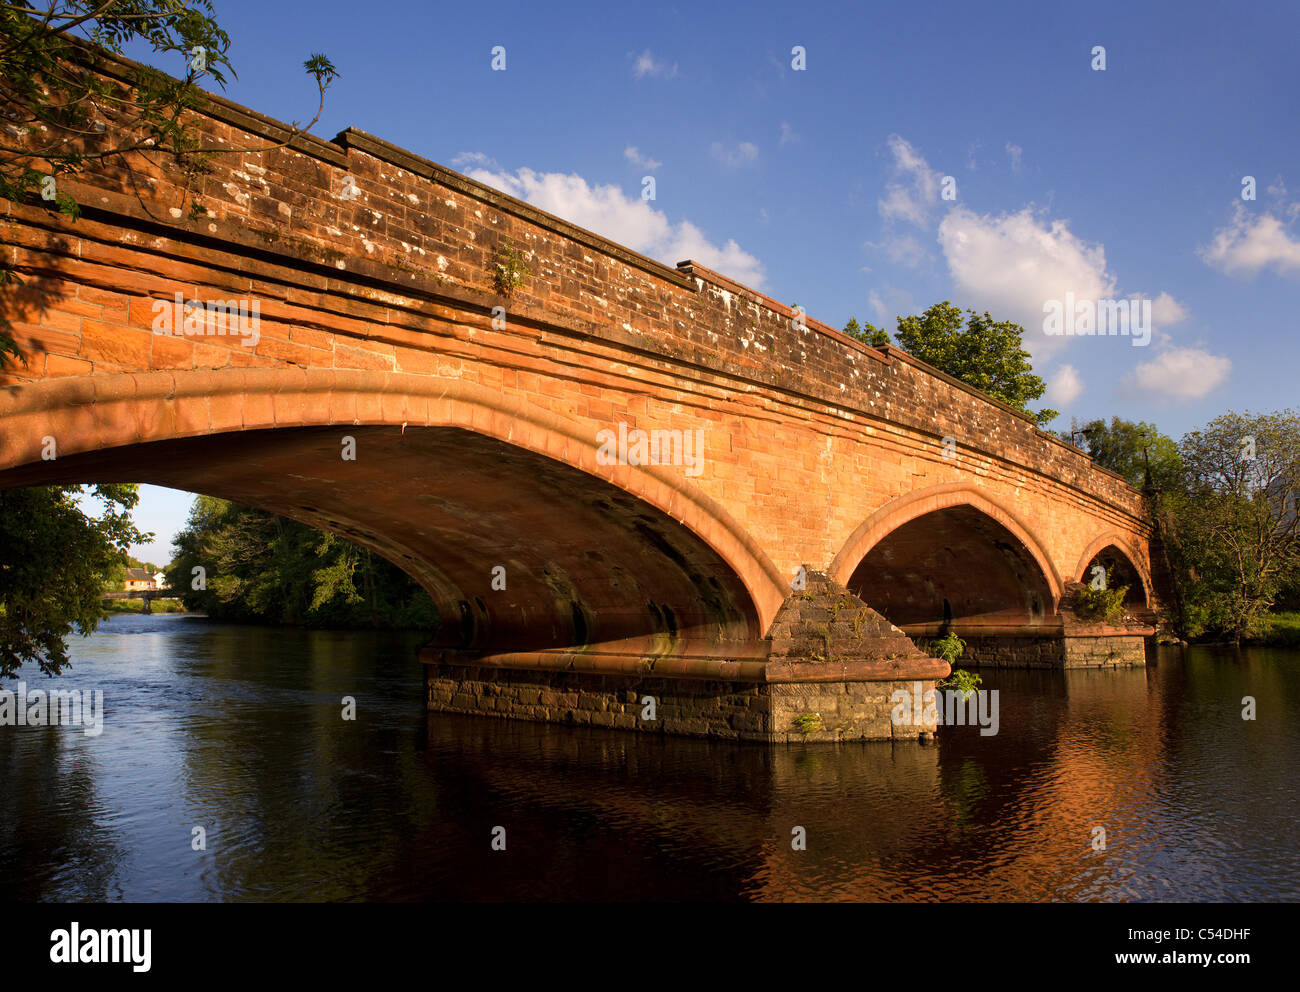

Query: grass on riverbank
[101,598,187,615]
[1245,612,1300,647]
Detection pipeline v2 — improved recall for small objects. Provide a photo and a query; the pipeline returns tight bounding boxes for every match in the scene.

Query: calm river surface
[1,613,1297,902]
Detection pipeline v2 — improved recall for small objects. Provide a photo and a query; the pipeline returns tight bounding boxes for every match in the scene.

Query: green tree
[165,496,438,629]
[0,1,337,365]
[842,316,891,348]
[0,484,148,678]
[892,302,1058,425]
[1160,410,1300,642]
[1062,416,1184,490]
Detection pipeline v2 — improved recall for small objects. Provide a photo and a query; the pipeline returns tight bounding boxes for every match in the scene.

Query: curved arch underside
[846,505,1055,629]
[0,425,763,654]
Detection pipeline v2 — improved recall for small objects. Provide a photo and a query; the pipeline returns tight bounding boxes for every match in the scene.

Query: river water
[1,613,1297,902]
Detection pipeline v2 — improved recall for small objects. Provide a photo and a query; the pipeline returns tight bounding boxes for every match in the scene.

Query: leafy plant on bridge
[1074,568,1129,625]
[493,237,531,297]
[0,1,338,367]
[792,712,824,735]
[932,630,965,665]
[933,631,982,700]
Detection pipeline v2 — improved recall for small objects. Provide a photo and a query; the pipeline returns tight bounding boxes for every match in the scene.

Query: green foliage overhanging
[0,484,148,678]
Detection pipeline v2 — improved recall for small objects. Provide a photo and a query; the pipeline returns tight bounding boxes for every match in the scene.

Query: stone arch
[828,483,1064,613]
[1074,532,1151,607]
[0,367,787,634]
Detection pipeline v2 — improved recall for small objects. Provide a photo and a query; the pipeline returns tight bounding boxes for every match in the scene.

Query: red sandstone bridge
[0,53,1158,742]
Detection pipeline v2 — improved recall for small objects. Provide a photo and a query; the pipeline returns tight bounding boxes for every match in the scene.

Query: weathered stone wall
[916,634,1066,669]
[426,663,765,739]
[769,680,938,742]
[914,632,1150,669]
[763,571,945,681]
[1062,635,1147,669]
[426,663,937,743]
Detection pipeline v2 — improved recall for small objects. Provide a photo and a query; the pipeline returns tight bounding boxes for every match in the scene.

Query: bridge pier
[421,574,951,744]
[421,659,946,744]
[1060,632,1151,668]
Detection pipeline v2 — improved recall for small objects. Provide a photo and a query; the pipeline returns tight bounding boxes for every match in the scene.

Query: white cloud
[936,208,1195,361]
[663,220,765,285]
[466,165,765,287]
[1130,347,1231,400]
[872,134,946,267]
[631,50,677,79]
[1152,291,1189,327]
[452,151,499,171]
[624,145,661,171]
[710,141,759,167]
[868,290,887,324]
[938,206,1117,355]
[877,134,941,228]
[1201,204,1300,278]
[1005,142,1023,173]
[1047,364,1083,406]
[779,122,800,145]
[859,157,1197,371]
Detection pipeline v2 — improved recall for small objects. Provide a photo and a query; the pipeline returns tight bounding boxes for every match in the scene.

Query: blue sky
[120,0,1299,563]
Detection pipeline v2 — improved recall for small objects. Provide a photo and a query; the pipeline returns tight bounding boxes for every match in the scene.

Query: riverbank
[1245,611,1300,647]
[1157,611,1300,648]
[101,598,187,615]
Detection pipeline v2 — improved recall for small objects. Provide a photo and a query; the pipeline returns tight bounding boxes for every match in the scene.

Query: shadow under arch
[828,484,1064,629]
[1074,532,1151,607]
[0,367,788,654]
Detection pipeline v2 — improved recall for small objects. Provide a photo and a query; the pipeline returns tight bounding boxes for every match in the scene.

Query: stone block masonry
[914,633,1148,669]
[1062,635,1147,669]
[424,664,938,744]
